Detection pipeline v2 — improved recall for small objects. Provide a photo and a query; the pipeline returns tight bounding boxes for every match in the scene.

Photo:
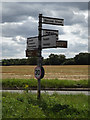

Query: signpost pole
[37,14,42,99]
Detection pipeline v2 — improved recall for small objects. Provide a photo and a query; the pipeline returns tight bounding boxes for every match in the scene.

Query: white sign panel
[42,35,57,48]
[27,37,38,50]
[27,35,57,49]
[43,29,58,40]
[42,16,64,26]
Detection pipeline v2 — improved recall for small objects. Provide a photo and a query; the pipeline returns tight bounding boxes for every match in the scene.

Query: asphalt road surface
[1,90,89,96]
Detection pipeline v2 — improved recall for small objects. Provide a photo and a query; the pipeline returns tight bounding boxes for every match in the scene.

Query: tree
[58,54,66,65]
[74,53,89,65]
[49,54,59,65]
[43,58,50,65]
[29,57,37,65]
[62,58,76,65]
[1,52,90,66]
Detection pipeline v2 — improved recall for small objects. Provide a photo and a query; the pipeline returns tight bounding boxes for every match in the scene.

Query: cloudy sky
[1,2,89,59]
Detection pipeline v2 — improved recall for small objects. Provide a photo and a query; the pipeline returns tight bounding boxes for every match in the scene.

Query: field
[1,65,89,80]
[1,65,89,119]
[2,92,89,119]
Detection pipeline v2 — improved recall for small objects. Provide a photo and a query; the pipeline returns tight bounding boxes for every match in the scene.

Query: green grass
[2,92,89,119]
[2,78,89,89]
[0,92,2,120]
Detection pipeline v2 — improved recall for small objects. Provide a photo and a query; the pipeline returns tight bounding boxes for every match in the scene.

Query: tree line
[1,52,90,66]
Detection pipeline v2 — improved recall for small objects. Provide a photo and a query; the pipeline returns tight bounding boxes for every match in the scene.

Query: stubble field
[1,65,89,80]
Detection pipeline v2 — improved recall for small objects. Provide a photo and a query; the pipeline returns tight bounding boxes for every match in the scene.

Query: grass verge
[2,78,89,89]
[2,92,89,119]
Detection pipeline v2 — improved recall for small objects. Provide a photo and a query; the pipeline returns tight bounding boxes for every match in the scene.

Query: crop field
[1,65,89,80]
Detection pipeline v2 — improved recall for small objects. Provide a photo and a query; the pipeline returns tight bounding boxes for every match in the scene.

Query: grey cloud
[71,29,88,40]
[2,2,42,23]
[2,43,19,57]
[2,16,65,38]
[88,37,90,52]
[12,37,26,45]
[2,2,88,26]
[2,18,38,38]
[71,30,80,35]
[2,41,25,58]
[4,2,87,38]
[69,42,88,53]
[71,14,88,27]
[60,2,88,11]
[80,33,88,40]
[1,2,88,59]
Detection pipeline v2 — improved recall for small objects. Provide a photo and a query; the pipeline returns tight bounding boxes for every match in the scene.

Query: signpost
[27,37,38,50]
[26,13,68,99]
[26,50,38,57]
[42,16,64,26]
[42,35,57,48]
[27,35,57,49]
[56,40,67,48]
[42,29,58,40]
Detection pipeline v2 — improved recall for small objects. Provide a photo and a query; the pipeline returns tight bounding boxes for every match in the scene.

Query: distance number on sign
[34,66,45,79]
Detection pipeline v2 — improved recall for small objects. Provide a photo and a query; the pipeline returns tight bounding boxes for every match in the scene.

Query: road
[1,90,89,96]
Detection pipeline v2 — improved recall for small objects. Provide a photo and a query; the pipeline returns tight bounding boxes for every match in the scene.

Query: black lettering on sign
[43,38,49,41]
[35,70,40,75]
[43,43,50,46]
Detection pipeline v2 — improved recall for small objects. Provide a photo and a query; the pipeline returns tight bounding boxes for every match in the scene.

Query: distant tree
[0,60,2,66]
[29,57,37,65]
[43,58,50,65]
[49,54,59,65]
[58,54,66,65]
[1,52,90,66]
[88,53,90,65]
[62,58,76,65]
[48,54,66,65]
[74,53,89,65]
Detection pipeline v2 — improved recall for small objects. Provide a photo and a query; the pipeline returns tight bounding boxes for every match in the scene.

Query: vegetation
[2,92,89,119]
[2,79,89,89]
[1,52,90,66]
[0,92,2,120]
[2,65,89,89]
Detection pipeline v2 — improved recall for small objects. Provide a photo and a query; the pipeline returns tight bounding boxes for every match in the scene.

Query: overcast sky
[1,2,89,59]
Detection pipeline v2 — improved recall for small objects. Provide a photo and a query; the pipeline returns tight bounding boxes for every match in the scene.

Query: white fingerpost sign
[27,37,38,50]
[27,35,57,50]
[42,16,64,26]
[42,35,57,48]
[42,29,58,40]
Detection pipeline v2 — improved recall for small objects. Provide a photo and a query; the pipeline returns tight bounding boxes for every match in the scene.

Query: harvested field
[1,65,89,80]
